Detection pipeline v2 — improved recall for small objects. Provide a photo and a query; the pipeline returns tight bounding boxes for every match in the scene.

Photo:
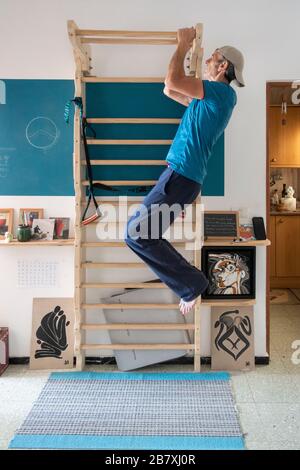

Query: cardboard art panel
[30,298,74,370]
[211,306,254,371]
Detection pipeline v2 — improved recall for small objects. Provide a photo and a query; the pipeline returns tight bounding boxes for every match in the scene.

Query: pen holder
[17,224,32,242]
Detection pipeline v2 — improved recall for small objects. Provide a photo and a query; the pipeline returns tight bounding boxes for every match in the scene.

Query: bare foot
[179,298,197,315]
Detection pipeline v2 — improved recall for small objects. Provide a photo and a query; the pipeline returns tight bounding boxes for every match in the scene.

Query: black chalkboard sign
[204,211,240,239]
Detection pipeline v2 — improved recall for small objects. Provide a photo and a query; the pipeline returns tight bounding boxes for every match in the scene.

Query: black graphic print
[214,309,252,360]
[35,305,70,359]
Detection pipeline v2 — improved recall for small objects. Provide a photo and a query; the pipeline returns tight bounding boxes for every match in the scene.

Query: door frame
[266,80,293,355]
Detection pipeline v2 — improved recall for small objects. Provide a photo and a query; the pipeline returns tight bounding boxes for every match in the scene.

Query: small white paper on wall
[17,260,59,288]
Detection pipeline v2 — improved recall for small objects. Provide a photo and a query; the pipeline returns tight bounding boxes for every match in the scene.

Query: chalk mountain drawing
[26,116,59,150]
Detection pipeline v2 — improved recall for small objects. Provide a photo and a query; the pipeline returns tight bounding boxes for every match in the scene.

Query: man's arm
[163,86,193,107]
[164,27,204,100]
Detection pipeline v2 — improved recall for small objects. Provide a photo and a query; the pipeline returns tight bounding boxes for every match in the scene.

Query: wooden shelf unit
[204,239,270,247]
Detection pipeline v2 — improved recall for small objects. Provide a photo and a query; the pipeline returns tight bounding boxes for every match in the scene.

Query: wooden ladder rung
[81,282,166,288]
[82,77,165,83]
[82,323,195,330]
[82,262,145,268]
[82,303,179,310]
[82,180,156,186]
[81,200,143,206]
[81,343,194,350]
[202,299,256,307]
[81,300,255,310]
[82,241,189,247]
[81,159,166,166]
[80,199,197,206]
[86,118,180,124]
[76,29,177,38]
[81,38,177,45]
[86,220,195,226]
[86,139,172,145]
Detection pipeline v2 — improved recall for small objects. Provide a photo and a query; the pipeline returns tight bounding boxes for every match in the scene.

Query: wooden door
[276,216,300,276]
[269,216,276,276]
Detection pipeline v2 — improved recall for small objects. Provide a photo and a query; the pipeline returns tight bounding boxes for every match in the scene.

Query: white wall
[1,0,300,357]
[0,197,75,357]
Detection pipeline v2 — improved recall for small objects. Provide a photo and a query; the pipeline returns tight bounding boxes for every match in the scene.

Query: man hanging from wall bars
[125,27,245,315]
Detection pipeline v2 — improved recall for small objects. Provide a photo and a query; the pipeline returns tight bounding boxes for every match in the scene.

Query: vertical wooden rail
[189,23,203,79]
[191,24,204,372]
[68,20,90,86]
[74,109,86,371]
[193,195,202,372]
[68,20,90,370]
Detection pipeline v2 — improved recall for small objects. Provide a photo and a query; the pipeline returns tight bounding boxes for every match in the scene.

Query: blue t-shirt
[166,80,237,184]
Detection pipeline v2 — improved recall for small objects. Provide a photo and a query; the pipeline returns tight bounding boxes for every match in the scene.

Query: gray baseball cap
[217,46,245,87]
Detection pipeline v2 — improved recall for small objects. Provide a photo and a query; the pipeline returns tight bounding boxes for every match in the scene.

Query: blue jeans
[124,166,209,301]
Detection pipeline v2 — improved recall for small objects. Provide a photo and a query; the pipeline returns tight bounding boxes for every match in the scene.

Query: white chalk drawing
[0,80,5,104]
[0,148,15,179]
[0,155,10,178]
[25,116,59,150]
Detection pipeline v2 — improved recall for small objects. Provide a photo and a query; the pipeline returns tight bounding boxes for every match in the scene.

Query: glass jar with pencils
[17,224,32,242]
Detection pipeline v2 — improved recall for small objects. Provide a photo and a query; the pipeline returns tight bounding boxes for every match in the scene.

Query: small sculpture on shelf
[280,186,296,211]
[4,231,13,243]
[286,186,295,198]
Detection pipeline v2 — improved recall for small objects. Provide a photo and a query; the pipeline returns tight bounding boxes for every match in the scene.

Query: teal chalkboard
[0,80,74,195]
[0,80,224,197]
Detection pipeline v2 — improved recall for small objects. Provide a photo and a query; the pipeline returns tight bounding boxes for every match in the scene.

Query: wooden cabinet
[269,107,300,167]
[270,215,300,286]
[276,216,300,277]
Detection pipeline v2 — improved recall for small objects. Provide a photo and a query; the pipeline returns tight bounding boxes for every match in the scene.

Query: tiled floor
[1,295,300,450]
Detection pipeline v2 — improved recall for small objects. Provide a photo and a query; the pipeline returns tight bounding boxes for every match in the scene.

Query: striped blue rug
[9,371,245,450]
